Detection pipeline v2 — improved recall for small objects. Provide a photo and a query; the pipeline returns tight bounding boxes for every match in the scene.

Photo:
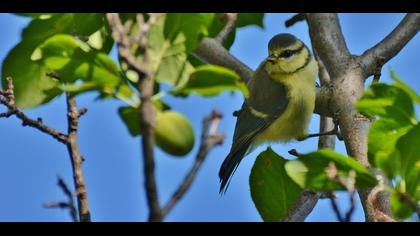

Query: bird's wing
[219,62,289,193]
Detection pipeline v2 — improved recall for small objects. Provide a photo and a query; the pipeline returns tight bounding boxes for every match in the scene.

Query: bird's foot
[297,114,343,141]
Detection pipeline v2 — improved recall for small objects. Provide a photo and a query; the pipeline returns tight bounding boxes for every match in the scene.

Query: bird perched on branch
[219,33,318,193]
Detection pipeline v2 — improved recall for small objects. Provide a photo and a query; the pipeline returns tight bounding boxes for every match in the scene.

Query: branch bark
[0,77,68,144]
[1,77,91,222]
[306,14,351,79]
[360,13,420,77]
[215,13,238,44]
[305,13,415,222]
[107,13,164,222]
[194,38,253,84]
[65,93,91,222]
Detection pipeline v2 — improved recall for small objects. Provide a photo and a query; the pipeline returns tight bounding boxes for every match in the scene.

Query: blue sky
[0,13,418,222]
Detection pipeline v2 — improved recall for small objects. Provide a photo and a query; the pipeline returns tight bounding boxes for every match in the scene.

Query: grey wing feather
[218,61,290,193]
[218,104,268,193]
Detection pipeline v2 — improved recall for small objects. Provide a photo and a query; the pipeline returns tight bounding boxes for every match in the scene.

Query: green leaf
[87,26,115,54]
[21,14,105,41]
[120,14,215,88]
[367,118,411,179]
[236,13,265,28]
[250,148,303,222]
[172,65,249,97]
[118,106,141,136]
[147,14,214,86]
[14,13,57,20]
[393,124,420,197]
[118,108,194,156]
[356,83,416,125]
[2,14,109,109]
[2,14,74,108]
[285,149,377,191]
[390,71,420,104]
[164,13,214,53]
[35,34,127,98]
[71,13,105,37]
[155,111,195,156]
[1,42,61,108]
[391,181,416,220]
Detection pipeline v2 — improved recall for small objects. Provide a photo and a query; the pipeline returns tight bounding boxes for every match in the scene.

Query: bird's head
[265,33,312,75]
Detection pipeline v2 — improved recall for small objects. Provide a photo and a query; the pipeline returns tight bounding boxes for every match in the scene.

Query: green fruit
[155,111,195,156]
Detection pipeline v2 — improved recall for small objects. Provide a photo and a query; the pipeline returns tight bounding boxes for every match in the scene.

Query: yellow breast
[254,58,317,145]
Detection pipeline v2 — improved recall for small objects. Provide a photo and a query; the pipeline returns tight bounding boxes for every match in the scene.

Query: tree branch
[65,93,91,222]
[107,13,163,222]
[1,76,91,221]
[285,13,306,28]
[306,13,396,222]
[215,13,238,44]
[360,13,420,77]
[162,110,224,217]
[194,38,253,84]
[306,13,351,79]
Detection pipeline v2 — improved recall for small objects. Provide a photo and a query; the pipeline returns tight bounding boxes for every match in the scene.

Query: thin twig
[325,163,358,222]
[215,13,238,44]
[162,110,224,217]
[329,194,344,222]
[285,13,306,28]
[372,56,385,83]
[0,77,68,144]
[345,190,357,222]
[43,176,78,222]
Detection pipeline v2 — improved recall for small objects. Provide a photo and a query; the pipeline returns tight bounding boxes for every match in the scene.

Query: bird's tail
[218,147,248,194]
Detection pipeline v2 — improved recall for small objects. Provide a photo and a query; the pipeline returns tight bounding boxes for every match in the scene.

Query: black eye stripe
[279,44,305,58]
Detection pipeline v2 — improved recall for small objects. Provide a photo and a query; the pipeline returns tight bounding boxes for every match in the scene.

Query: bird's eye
[280,50,294,58]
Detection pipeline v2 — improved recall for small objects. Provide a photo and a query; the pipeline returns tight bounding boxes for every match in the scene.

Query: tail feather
[218,147,248,194]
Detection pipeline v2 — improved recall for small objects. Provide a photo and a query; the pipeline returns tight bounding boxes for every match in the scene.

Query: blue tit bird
[219,33,318,193]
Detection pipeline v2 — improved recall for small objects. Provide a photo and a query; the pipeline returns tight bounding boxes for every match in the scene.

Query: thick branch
[307,13,396,222]
[306,14,351,79]
[65,93,91,222]
[360,13,420,77]
[162,110,224,217]
[194,38,253,84]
